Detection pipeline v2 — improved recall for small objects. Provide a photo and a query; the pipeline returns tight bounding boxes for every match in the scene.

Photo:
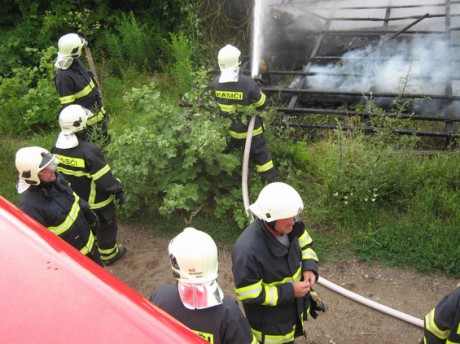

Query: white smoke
[305,35,451,95]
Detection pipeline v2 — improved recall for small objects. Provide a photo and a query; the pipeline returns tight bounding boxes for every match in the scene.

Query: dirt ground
[107,223,459,344]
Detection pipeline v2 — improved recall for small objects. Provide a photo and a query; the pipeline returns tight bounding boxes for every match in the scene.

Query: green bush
[0,46,60,136]
[108,82,242,223]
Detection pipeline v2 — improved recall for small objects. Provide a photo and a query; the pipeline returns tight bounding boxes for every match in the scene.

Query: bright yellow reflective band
[229,125,263,139]
[302,248,318,261]
[90,195,114,210]
[80,230,95,255]
[298,230,313,247]
[99,243,119,259]
[86,110,105,126]
[262,285,278,306]
[425,309,450,340]
[47,195,81,235]
[54,154,86,168]
[254,92,266,107]
[60,94,76,105]
[74,80,96,99]
[215,90,243,100]
[218,103,236,113]
[251,325,295,343]
[92,164,110,181]
[235,280,263,301]
[56,166,91,179]
[256,160,274,173]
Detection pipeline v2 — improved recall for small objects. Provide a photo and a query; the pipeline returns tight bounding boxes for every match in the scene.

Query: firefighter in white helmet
[210,44,276,182]
[15,146,103,266]
[54,33,110,147]
[232,182,322,343]
[50,104,126,266]
[150,227,258,344]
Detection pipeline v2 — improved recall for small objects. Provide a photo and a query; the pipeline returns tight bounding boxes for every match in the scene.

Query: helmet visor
[39,152,58,170]
[54,54,74,69]
[177,280,224,310]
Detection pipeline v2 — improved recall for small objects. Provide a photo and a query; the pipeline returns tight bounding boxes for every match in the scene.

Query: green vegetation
[0,2,458,277]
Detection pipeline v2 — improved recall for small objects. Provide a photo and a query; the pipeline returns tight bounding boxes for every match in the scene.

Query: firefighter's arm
[88,146,122,195]
[294,220,319,280]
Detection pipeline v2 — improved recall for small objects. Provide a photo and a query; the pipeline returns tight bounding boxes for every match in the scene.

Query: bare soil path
[107,223,459,344]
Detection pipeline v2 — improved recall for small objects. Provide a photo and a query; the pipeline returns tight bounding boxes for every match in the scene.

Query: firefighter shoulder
[232,182,320,343]
[150,228,258,344]
[422,286,460,344]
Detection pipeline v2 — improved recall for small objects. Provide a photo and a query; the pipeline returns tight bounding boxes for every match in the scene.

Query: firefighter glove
[115,187,126,206]
[309,289,326,319]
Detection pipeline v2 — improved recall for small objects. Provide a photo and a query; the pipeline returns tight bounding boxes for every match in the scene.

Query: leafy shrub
[0,47,60,135]
[108,82,242,224]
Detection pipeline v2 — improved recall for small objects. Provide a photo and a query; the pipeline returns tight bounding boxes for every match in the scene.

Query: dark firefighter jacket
[210,74,268,139]
[19,172,96,256]
[150,284,258,344]
[51,140,122,213]
[232,219,319,344]
[422,287,460,344]
[54,59,105,126]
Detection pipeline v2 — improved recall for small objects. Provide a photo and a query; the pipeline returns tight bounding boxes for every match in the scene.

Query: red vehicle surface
[0,196,207,344]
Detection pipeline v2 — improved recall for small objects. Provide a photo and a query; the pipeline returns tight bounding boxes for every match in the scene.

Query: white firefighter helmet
[15,147,59,193]
[55,33,87,69]
[168,227,224,309]
[56,105,90,149]
[218,44,241,83]
[249,182,304,222]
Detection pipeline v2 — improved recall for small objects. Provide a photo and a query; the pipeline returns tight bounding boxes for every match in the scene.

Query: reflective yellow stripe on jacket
[299,231,319,262]
[235,266,302,306]
[86,107,106,126]
[88,164,114,209]
[47,194,81,236]
[425,308,450,341]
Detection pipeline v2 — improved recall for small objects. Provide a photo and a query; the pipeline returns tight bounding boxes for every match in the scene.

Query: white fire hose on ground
[241,123,424,329]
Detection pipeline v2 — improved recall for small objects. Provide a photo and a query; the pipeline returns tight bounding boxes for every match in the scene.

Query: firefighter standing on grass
[54,33,110,146]
[232,182,323,343]
[15,146,103,267]
[210,44,276,183]
[51,104,126,265]
[150,227,258,344]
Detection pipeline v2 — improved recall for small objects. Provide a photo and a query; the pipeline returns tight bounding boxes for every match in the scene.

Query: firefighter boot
[102,244,127,266]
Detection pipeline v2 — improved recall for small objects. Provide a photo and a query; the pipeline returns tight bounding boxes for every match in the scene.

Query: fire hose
[241,123,424,329]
